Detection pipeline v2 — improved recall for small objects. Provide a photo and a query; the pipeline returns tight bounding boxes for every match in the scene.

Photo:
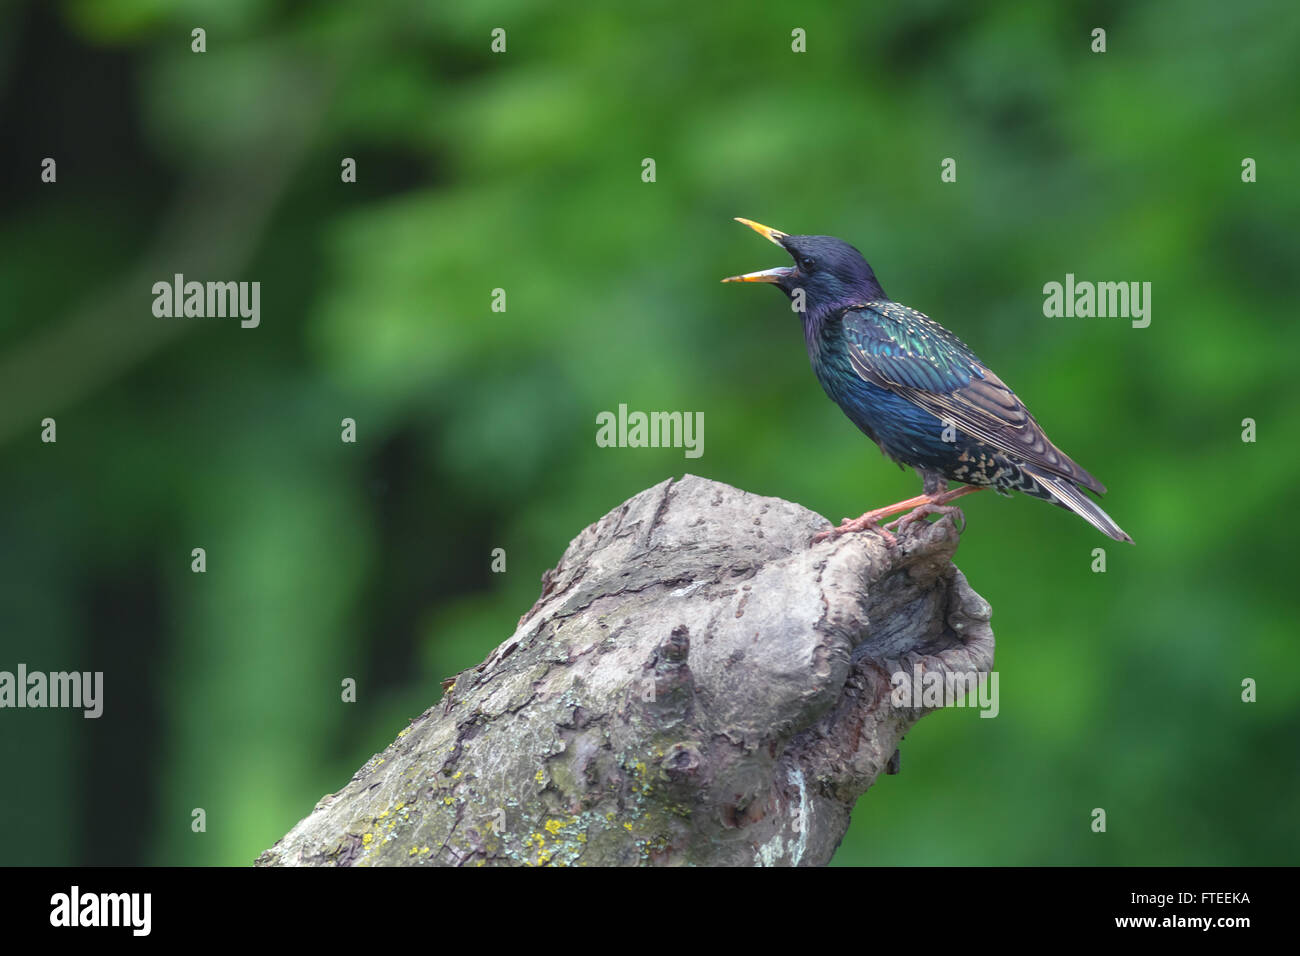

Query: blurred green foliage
[1,0,1297,865]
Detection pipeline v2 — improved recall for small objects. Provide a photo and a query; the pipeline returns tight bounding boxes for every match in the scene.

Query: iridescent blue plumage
[723,219,1131,544]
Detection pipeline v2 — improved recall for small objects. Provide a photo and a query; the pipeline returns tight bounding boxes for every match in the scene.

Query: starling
[723,218,1132,546]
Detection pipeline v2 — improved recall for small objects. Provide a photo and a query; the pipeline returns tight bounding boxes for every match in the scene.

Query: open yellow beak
[722,217,794,283]
[720,266,794,283]
[733,217,788,246]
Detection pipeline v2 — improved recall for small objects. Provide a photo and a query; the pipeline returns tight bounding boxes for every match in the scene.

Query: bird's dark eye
[798,256,817,272]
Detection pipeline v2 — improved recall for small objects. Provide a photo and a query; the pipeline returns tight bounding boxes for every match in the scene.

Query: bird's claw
[885,503,966,536]
[811,514,899,547]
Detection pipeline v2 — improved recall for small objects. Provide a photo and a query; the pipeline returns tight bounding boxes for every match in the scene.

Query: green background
[1,0,1296,866]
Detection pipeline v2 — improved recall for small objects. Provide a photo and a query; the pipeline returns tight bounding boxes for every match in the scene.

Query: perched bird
[723,218,1131,545]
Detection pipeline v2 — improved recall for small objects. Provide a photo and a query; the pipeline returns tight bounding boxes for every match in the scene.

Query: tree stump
[256,474,994,867]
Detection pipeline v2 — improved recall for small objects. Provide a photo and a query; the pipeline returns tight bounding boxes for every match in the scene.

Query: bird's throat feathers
[799,287,884,359]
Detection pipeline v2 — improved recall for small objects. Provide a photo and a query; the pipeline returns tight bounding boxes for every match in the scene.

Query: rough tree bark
[256,474,994,867]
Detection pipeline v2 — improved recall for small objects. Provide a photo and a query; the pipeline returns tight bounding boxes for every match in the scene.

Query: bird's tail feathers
[1021,465,1133,544]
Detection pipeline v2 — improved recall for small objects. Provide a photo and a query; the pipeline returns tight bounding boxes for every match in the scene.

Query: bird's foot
[812,485,986,546]
[812,511,899,547]
[812,492,936,546]
[884,485,986,536]
[886,502,966,536]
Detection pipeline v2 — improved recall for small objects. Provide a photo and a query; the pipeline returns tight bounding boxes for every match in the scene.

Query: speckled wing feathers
[842,301,1107,494]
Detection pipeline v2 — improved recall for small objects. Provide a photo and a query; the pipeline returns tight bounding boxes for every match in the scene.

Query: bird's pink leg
[812,492,932,545]
[812,485,987,545]
[885,485,987,535]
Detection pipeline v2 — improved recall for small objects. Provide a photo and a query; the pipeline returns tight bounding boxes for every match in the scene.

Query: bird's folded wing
[842,303,1107,494]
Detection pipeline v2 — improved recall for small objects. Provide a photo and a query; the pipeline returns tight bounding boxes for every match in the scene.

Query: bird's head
[722,218,886,312]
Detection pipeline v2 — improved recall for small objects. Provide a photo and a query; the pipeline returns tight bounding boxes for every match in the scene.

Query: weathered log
[256,474,994,867]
